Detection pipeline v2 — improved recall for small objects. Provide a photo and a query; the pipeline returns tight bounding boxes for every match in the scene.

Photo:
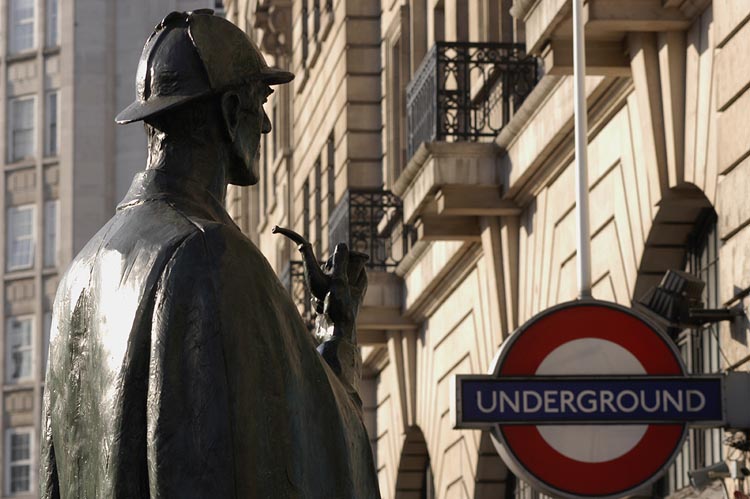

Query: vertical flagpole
[573,0,592,299]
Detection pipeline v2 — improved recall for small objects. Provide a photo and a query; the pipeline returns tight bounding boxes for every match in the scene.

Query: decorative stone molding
[253,0,292,57]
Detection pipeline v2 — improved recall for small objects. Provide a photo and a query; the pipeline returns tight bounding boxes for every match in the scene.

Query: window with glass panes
[9,97,35,161]
[46,91,59,156]
[44,199,59,267]
[9,0,35,53]
[5,428,33,495]
[6,316,34,383]
[7,204,35,271]
[44,312,52,374]
[660,209,722,495]
[46,0,59,47]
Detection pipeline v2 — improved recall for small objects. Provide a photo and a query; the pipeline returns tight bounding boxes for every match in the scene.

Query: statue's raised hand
[272,226,368,394]
[271,224,368,344]
[315,243,367,395]
[317,243,368,344]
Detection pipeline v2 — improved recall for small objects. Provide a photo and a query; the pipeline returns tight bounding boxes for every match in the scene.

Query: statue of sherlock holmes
[40,10,380,499]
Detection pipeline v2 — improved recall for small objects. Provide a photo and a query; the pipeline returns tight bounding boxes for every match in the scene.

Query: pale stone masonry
[0,1,215,497]
[232,1,750,498]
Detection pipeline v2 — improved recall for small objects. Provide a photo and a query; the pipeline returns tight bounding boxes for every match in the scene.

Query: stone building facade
[0,1,218,497]
[227,0,750,497]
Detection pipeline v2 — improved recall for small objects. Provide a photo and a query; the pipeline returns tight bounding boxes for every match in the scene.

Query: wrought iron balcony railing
[280,260,315,330]
[406,41,539,159]
[329,189,415,271]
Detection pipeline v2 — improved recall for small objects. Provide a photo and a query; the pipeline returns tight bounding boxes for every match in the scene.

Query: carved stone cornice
[252,0,292,57]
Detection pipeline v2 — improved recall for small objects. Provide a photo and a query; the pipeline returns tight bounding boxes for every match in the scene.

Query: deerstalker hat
[115,9,293,124]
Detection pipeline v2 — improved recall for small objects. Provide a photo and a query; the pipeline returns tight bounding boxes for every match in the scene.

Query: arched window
[660,208,722,495]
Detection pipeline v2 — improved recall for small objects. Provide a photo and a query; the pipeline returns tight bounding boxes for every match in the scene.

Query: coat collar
[118,169,235,226]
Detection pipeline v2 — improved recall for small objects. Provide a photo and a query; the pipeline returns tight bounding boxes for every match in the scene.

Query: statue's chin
[227,172,257,186]
[227,160,259,186]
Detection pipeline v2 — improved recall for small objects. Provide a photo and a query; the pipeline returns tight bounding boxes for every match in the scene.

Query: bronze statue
[41,10,380,498]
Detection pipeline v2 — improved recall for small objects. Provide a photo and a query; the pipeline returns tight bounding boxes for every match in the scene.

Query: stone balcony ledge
[519,0,693,57]
[393,141,502,225]
[390,142,520,313]
[357,269,415,345]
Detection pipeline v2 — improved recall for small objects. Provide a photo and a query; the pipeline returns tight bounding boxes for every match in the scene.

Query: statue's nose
[262,112,272,134]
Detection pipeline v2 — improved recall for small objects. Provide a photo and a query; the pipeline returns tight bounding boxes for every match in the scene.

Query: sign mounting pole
[573,0,592,299]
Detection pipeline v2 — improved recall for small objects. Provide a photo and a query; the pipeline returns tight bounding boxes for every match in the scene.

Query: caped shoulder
[159,209,273,281]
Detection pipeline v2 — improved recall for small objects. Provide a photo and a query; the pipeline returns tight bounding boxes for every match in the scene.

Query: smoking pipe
[272,225,369,303]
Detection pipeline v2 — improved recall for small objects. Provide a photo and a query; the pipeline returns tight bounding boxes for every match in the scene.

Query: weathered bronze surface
[41,10,380,498]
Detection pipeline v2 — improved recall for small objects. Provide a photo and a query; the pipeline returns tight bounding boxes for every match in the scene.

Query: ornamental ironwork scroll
[329,189,415,271]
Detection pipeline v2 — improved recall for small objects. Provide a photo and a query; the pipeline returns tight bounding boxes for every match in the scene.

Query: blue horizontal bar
[458,377,723,424]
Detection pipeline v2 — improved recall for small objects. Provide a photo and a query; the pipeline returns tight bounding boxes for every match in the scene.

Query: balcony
[328,189,415,271]
[406,41,539,160]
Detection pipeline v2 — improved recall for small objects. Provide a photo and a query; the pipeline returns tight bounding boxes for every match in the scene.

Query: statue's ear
[220,91,242,140]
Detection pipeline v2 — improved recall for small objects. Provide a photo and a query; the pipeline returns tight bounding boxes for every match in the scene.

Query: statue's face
[226,84,273,186]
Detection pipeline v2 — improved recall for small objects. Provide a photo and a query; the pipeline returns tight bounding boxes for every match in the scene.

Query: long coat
[40,169,380,499]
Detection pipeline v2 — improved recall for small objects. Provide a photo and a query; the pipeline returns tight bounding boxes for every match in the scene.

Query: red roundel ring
[490,300,687,498]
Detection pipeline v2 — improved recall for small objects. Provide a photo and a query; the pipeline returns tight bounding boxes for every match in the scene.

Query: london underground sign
[451,300,731,499]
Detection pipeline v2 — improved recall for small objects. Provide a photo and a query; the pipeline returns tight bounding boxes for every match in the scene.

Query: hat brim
[115,92,211,124]
[260,66,294,85]
[115,67,294,124]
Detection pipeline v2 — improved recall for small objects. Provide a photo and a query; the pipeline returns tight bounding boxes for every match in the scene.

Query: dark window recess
[314,159,322,257]
[303,180,310,242]
[313,0,320,38]
[326,134,335,223]
[262,134,269,213]
[272,101,278,159]
[272,169,277,210]
[301,3,309,63]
